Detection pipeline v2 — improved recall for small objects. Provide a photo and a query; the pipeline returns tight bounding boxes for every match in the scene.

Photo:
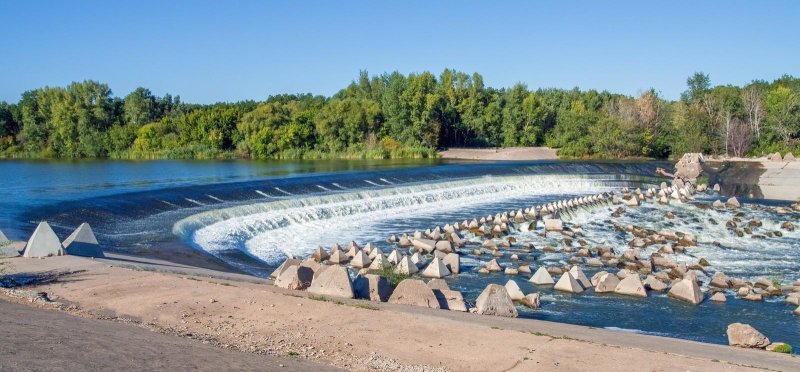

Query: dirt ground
[1,254,798,372]
[439,147,559,161]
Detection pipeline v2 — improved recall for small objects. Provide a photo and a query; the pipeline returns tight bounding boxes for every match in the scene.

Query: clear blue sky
[1,1,798,103]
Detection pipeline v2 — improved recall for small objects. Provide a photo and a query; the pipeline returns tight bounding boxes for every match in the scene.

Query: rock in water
[474,284,518,317]
[307,265,354,299]
[520,293,541,309]
[727,323,770,348]
[432,288,467,311]
[353,274,393,302]
[554,272,584,293]
[710,292,727,302]
[504,280,525,301]
[420,257,451,279]
[412,238,436,253]
[726,197,741,209]
[643,275,668,292]
[594,273,621,293]
[529,267,555,285]
[61,223,105,258]
[569,266,592,289]
[668,278,704,305]
[274,265,314,290]
[485,259,502,272]
[614,274,647,297]
[388,279,440,309]
[23,222,64,258]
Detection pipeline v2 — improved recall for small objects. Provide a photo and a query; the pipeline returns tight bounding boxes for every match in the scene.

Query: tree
[765,86,800,145]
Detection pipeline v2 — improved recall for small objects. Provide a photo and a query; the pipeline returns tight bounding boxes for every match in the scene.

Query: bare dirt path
[439,147,558,161]
[0,298,341,372]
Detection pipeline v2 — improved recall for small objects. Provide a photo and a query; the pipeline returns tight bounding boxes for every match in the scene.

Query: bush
[373,263,408,286]
[771,344,792,354]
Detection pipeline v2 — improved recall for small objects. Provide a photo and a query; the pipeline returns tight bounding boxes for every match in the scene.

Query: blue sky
[1,1,798,103]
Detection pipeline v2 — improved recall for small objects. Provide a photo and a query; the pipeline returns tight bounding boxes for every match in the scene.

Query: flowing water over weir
[7,159,799,350]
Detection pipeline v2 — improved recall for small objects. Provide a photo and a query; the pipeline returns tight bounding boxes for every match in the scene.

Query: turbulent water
[3,159,798,350]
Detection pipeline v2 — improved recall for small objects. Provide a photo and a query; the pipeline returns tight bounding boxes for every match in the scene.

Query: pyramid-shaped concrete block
[475,284,518,317]
[23,222,63,258]
[443,253,460,274]
[594,272,620,293]
[312,246,330,262]
[354,274,393,302]
[307,265,354,299]
[614,274,647,297]
[350,250,372,269]
[368,255,390,270]
[668,278,704,305]
[420,257,451,279]
[569,266,592,289]
[504,280,525,301]
[62,223,104,258]
[554,272,584,293]
[0,229,8,245]
[388,279,439,309]
[394,256,419,275]
[387,249,402,264]
[270,258,301,279]
[529,267,555,285]
[328,249,349,264]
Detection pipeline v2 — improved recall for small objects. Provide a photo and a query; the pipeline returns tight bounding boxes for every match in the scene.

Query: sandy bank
[707,157,800,201]
[439,147,558,161]
[2,254,797,371]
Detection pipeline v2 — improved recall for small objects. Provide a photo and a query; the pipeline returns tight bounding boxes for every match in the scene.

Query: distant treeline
[0,70,798,160]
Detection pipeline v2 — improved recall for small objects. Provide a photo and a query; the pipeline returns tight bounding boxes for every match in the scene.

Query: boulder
[668,278,704,305]
[643,275,668,292]
[270,258,301,279]
[727,323,770,348]
[594,272,620,293]
[394,256,419,275]
[62,223,104,258]
[353,274,393,302]
[586,258,604,267]
[504,280,525,301]
[388,279,440,309]
[712,200,725,209]
[274,265,314,290]
[529,267,555,285]
[710,292,727,302]
[554,272,584,293]
[520,293,541,309]
[474,284,518,317]
[710,272,731,288]
[726,197,741,209]
[350,250,372,269]
[432,289,467,311]
[443,253,460,274]
[614,275,647,297]
[420,257,451,279]
[569,266,592,289]
[23,222,64,258]
[307,265,354,299]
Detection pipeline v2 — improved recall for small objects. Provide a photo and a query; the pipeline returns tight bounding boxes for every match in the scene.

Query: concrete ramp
[63,223,105,258]
[23,222,64,258]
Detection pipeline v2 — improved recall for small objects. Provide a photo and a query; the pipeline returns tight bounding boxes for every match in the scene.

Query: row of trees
[0,71,798,159]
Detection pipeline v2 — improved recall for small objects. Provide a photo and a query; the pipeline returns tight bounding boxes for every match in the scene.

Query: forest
[0,70,798,160]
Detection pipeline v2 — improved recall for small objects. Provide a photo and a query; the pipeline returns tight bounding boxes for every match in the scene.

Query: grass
[286,351,299,357]
[771,344,792,354]
[374,264,408,286]
[351,303,379,311]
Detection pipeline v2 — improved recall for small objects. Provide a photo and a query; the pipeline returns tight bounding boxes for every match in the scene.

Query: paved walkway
[0,299,340,372]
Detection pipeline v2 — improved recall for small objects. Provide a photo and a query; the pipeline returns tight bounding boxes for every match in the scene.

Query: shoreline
[438,147,559,161]
[2,253,797,371]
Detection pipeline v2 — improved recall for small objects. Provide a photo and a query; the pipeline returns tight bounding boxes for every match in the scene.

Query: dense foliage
[1,70,798,160]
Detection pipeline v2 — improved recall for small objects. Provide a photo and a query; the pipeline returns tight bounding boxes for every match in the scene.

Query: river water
[1,159,797,350]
